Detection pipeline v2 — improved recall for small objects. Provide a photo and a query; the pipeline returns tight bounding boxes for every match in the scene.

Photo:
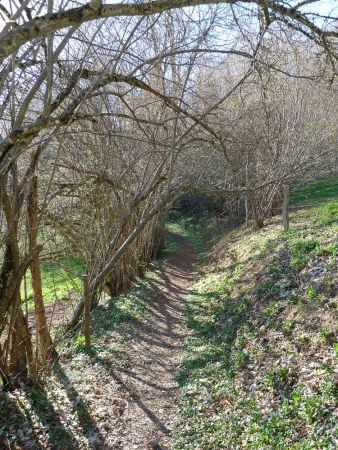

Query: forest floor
[90,233,196,449]
[1,176,337,450]
[0,232,196,450]
[175,193,338,449]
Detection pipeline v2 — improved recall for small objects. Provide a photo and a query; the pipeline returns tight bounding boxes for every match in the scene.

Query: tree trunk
[27,176,57,372]
[66,191,174,330]
[8,305,35,389]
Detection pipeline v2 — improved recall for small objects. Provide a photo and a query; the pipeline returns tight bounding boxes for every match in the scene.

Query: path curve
[106,232,195,449]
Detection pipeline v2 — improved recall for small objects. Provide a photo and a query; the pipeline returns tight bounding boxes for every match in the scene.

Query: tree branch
[0,0,337,62]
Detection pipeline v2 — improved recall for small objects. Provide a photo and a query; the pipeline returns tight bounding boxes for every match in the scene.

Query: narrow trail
[105,232,196,449]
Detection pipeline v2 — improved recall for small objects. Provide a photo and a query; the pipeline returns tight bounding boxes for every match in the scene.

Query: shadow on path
[95,232,196,449]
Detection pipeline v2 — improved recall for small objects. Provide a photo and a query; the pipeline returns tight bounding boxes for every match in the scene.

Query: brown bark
[82,275,91,350]
[270,191,281,217]
[0,0,335,63]
[66,190,174,331]
[27,176,57,371]
[0,170,35,387]
[7,305,35,389]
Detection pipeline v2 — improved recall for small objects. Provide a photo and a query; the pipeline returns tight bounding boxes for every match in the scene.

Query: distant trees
[0,0,337,387]
[227,72,338,228]
[188,40,338,227]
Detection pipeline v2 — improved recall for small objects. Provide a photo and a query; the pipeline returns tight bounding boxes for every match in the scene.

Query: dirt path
[102,232,196,449]
[0,233,195,450]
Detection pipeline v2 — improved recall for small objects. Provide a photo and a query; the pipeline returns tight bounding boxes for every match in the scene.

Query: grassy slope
[175,185,338,449]
[290,176,338,206]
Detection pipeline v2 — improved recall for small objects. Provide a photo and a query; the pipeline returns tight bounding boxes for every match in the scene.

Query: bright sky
[303,0,338,14]
[0,0,337,34]
[301,0,338,22]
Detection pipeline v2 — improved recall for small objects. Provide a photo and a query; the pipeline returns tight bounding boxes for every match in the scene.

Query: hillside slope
[175,197,338,449]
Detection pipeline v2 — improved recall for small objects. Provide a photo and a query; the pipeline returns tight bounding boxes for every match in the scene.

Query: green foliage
[63,231,179,358]
[63,265,160,358]
[312,201,338,227]
[256,282,280,301]
[162,231,180,256]
[176,268,337,449]
[166,217,206,254]
[289,239,319,269]
[21,257,85,309]
[175,192,338,450]
[286,292,300,304]
[282,319,295,334]
[333,342,338,357]
[167,213,228,254]
[318,327,332,343]
[306,284,317,299]
[320,242,338,257]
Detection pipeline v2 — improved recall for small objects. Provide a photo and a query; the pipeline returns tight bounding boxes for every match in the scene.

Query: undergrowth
[21,228,182,311]
[175,199,338,449]
[61,232,177,356]
[167,213,228,254]
[21,257,85,309]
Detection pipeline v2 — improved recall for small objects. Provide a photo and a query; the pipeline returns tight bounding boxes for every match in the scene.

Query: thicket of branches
[0,0,337,388]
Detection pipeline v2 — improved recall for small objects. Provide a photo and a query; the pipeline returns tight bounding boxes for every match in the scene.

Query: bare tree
[0,0,337,387]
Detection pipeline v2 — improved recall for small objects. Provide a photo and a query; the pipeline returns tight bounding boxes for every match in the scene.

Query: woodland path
[100,232,196,449]
[0,233,196,450]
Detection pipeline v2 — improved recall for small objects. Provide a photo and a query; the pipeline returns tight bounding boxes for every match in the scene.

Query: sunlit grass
[290,176,338,205]
[21,257,85,309]
[167,214,228,254]
[175,194,338,449]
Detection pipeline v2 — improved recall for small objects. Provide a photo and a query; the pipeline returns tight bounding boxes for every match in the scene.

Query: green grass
[21,257,85,309]
[174,199,338,449]
[62,232,176,356]
[309,201,338,227]
[21,229,183,311]
[290,176,338,206]
[167,213,228,254]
